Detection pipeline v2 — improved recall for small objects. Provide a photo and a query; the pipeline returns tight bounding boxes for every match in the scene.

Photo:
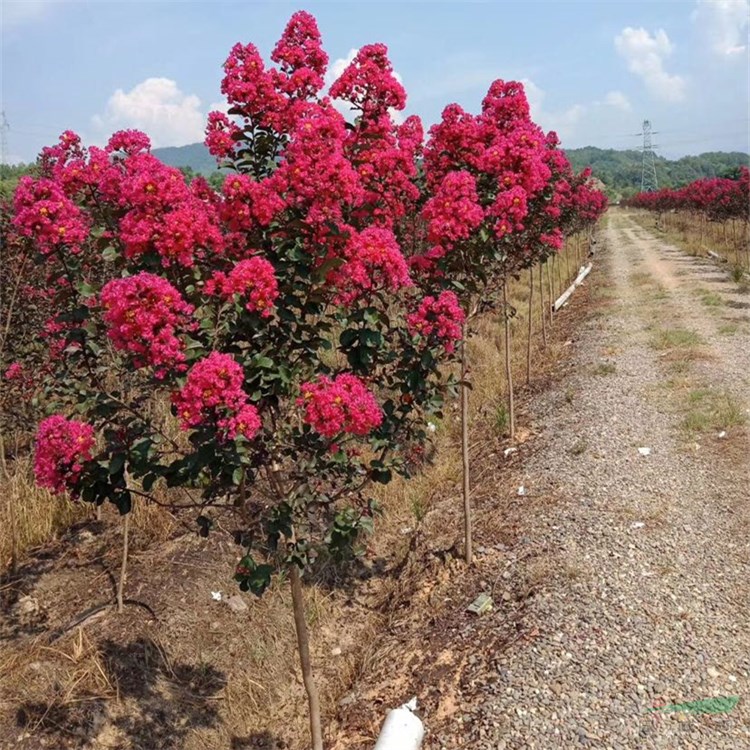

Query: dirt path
[465,209,750,749]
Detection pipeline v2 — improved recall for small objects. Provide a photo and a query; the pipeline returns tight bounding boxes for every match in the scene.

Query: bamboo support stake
[539,260,547,348]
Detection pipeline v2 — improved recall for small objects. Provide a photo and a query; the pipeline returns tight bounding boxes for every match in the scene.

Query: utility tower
[639,119,658,192]
[0,111,9,167]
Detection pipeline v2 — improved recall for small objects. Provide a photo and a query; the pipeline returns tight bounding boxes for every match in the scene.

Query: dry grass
[0,453,88,570]
[629,211,750,273]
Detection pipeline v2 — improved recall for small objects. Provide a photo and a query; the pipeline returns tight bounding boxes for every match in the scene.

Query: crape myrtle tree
[410,81,558,562]
[410,82,606,563]
[13,12,460,749]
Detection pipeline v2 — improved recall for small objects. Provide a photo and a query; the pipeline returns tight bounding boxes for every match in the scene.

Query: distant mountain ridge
[152,143,218,175]
[152,142,750,197]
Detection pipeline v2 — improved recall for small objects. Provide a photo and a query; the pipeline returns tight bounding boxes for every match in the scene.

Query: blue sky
[2,0,748,163]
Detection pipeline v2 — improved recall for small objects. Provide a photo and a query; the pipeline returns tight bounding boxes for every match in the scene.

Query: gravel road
[467,210,750,749]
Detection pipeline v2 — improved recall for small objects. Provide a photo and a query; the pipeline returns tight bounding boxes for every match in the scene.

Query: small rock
[226,595,248,614]
[331,647,342,657]
[707,666,720,678]
[15,595,40,617]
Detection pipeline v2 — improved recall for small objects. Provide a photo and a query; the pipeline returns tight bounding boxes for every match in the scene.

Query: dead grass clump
[0,453,89,570]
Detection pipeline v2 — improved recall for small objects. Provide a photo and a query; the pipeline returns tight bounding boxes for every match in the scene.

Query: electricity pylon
[638,120,659,193]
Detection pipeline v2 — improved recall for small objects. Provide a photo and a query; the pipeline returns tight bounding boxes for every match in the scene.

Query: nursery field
[2,209,749,749]
[1,8,748,750]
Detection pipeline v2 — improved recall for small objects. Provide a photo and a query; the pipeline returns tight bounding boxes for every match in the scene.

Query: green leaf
[109,453,126,476]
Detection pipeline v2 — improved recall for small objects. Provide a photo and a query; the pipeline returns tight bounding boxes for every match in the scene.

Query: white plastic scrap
[517,486,527,496]
[211,591,222,601]
[504,447,517,457]
[426,422,437,433]
[373,697,424,750]
[637,447,651,456]
[718,431,727,439]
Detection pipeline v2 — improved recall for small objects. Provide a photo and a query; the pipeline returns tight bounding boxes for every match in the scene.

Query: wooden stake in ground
[539,259,547,348]
[290,565,324,750]
[503,281,516,440]
[546,260,554,328]
[526,266,534,385]
[116,512,129,614]
[460,325,472,565]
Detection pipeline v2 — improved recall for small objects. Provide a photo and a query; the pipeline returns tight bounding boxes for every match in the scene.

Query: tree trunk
[546,260,554,327]
[503,281,516,440]
[539,259,547,348]
[460,326,472,565]
[117,513,130,614]
[290,565,324,750]
[526,267,534,385]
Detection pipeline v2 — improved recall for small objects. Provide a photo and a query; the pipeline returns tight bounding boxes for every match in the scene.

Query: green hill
[152,142,217,174]
[564,147,749,199]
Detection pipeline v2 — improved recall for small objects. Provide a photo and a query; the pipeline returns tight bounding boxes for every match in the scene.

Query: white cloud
[614,27,687,103]
[2,0,60,27]
[326,48,405,124]
[604,90,632,112]
[92,78,205,148]
[521,78,586,142]
[692,0,749,57]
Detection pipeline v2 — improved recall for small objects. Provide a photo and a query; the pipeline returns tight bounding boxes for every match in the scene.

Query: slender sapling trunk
[526,266,533,385]
[290,565,324,750]
[460,325,472,565]
[117,513,129,614]
[503,281,516,440]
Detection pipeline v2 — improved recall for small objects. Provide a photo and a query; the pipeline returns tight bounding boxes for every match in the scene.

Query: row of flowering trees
[624,168,749,269]
[4,11,606,748]
[625,168,748,221]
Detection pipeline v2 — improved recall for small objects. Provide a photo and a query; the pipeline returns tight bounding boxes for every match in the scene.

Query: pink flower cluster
[100,272,195,378]
[274,104,363,223]
[172,352,261,440]
[34,415,95,495]
[423,171,484,246]
[205,111,242,160]
[298,373,383,438]
[270,10,328,99]
[490,185,528,237]
[329,226,412,304]
[107,130,152,157]
[330,44,406,118]
[407,291,465,353]
[205,257,279,317]
[4,362,24,381]
[220,174,285,232]
[221,42,284,123]
[12,177,90,255]
[117,153,224,267]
